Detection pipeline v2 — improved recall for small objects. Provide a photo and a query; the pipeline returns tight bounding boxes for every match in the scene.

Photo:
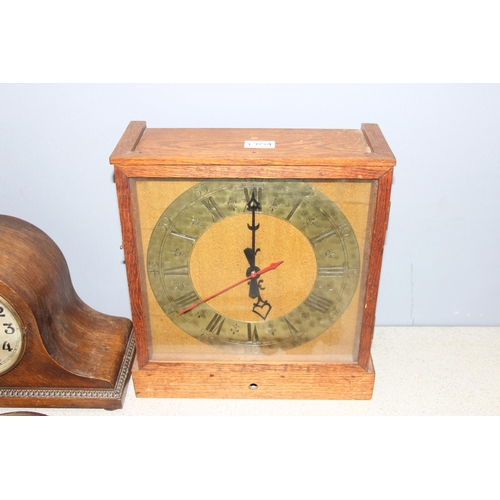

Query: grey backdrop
[1,84,498,326]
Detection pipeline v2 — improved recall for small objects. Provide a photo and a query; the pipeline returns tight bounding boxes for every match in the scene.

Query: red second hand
[177,260,284,316]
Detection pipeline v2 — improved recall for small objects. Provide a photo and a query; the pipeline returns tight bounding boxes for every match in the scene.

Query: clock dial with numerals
[147,179,360,353]
[0,296,25,375]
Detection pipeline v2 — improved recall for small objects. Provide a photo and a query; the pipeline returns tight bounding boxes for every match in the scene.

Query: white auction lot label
[244,140,275,149]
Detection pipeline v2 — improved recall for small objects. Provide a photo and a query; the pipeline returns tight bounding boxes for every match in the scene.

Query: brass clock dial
[147,179,360,353]
[0,296,25,376]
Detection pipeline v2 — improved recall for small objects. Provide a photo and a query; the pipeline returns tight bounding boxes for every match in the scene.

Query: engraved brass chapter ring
[147,180,360,353]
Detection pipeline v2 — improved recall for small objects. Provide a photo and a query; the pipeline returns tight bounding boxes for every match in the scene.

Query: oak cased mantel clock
[0,215,135,409]
[110,122,396,399]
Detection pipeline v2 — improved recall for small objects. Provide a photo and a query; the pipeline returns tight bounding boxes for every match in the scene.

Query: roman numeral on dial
[201,196,225,221]
[285,199,302,220]
[318,266,344,278]
[304,293,333,314]
[171,231,197,244]
[247,323,259,343]
[206,313,225,335]
[284,317,299,337]
[163,265,189,276]
[310,229,337,246]
[244,187,263,209]
[174,291,199,311]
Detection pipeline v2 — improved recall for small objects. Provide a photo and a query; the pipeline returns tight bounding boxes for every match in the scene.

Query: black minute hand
[244,191,262,299]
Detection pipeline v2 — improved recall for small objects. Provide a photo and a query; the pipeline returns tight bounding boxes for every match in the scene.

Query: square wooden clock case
[110,122,395,400]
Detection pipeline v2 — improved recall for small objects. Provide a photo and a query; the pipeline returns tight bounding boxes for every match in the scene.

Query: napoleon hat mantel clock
[0,215,135,409]
[110,122,396,399]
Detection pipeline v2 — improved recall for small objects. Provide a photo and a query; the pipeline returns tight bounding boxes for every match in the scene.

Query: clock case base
[0,215,135,410]
[0,332,135,410]
[131,358,374,400]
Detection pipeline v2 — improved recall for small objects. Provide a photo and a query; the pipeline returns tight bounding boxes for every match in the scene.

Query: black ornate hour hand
[244,247,261,299]
[244,247,257,268]
[244,189,272,320]
[251,295,272,321]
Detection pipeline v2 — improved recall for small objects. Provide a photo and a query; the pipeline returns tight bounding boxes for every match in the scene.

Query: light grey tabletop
[3,326,499,416]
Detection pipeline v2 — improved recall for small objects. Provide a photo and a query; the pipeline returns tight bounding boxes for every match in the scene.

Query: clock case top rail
[111,122,395,372]
[110,122,396,170]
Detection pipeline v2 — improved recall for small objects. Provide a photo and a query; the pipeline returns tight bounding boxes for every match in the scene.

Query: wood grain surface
[0,215,134,409]
[111,124,396,168]
[132,358,375,400]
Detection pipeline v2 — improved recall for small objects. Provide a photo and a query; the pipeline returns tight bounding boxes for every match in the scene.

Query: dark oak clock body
[111,122,396,400]
[0,215,134,409]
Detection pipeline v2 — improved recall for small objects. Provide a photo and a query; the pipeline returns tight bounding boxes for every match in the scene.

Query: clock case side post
[111,122,151,368]
[357,124,396,370]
